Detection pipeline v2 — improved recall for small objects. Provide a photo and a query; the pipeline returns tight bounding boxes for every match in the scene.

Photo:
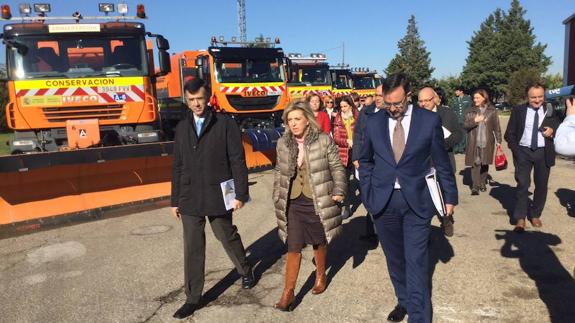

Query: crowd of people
[169,76,574,322]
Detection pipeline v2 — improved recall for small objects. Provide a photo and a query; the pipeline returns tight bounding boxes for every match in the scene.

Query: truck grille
[43,105,124,122]
[226,95,280,111]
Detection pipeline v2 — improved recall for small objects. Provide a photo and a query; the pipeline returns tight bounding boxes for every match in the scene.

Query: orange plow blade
[0,156,173,231]
[0,143,174,234]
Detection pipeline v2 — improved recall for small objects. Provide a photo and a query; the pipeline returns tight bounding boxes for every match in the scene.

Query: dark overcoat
[171,109,249,216]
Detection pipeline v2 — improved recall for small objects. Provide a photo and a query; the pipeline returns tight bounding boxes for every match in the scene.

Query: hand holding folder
[425,168,447,217]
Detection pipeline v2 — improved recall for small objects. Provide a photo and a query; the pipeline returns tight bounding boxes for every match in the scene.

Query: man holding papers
[359,74,458,323]
[170,78,254,319]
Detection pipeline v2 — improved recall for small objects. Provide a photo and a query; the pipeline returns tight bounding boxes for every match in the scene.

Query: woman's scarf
[475,106,488,165]
[296,137,305,167]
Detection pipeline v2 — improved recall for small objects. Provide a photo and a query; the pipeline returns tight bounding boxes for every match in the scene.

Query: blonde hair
[282,99,321,135]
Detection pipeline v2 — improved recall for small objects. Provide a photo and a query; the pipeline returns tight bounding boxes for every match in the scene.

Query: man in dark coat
[359,74,458,323]
[504,83,560,232]
[352,85,383,242]
[171,78,255,319]
[418,87,463,237]
[418,87,464,172]
[452,86,471,153]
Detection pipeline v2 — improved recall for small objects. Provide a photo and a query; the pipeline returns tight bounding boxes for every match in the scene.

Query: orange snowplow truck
[286,53,332,99]
[1,3,170,153]
[0,3,174,234]
[156,36,289,169]
[351,68,378,98]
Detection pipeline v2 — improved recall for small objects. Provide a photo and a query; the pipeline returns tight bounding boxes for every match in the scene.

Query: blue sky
[1,0,573,78]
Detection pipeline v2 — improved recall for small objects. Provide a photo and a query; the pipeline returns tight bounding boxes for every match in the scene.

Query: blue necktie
[530,108,539,150]
[195,119,203,137]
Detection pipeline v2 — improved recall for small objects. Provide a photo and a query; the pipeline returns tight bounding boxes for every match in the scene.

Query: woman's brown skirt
[286,194,327,252]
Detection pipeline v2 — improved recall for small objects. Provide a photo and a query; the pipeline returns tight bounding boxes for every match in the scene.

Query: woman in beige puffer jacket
[272,100,347,311]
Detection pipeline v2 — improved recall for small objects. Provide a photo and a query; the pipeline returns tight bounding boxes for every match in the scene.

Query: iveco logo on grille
[63,95,99,104]
[241,89,267,97]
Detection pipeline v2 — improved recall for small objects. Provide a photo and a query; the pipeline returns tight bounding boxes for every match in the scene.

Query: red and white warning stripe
[220,85,286,95]
[289,89,334,97]
[16,85,145,103]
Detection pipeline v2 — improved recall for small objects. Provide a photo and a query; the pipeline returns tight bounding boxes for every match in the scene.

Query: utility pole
[238,0,247,43]
[342,42,345,65]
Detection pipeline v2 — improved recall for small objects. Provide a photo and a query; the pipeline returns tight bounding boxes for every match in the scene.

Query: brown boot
[312,245,327,294]
[274,252,301,311]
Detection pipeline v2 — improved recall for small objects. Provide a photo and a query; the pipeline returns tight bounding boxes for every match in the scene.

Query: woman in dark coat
[464,89,502,195]
[332,95,359,218]
[273,100,347,311]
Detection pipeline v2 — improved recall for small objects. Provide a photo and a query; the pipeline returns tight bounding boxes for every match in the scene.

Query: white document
[425,168,446,217]
[220,179,236,211]
[442,126,452,139]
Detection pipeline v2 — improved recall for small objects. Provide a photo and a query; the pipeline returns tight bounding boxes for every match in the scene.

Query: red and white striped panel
[15,85,145,103]
[289,89,333,97]
[220,85,286,95]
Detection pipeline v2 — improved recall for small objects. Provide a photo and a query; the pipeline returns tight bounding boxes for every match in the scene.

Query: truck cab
[330,65,354,97]
[351,68,377,98]
[1,4,170,153]
[286,53,332,99]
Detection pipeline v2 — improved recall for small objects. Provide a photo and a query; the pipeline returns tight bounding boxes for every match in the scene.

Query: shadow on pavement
[294,216,378,308]
[200,228,285,307]
[489,181,517,224]
[555,188,575,218]
[495,230,575,322]
[428,225,454,293]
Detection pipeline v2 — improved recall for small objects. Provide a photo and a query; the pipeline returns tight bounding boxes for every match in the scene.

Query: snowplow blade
[0,143,174,234]
[242,127,283,170]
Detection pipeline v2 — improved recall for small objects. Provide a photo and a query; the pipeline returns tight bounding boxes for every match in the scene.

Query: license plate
[98,86,131,93]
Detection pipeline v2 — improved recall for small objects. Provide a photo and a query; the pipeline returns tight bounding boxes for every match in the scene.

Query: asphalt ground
[1,117,575,323]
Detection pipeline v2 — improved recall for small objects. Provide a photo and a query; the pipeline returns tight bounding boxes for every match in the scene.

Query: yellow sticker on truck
[15,77,146,106]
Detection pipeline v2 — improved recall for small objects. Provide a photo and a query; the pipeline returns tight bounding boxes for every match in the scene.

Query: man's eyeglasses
[383,97,406,109]
[417,97,434,104]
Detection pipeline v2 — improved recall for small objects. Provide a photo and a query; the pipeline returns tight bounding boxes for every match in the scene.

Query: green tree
[461,9,507,99]
[507,67,542,106]
[432,75,462,106]
[385,15,434,92]
[543,73,563,90]
[461,0,551,101]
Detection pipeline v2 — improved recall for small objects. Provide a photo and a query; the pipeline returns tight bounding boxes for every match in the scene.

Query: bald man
[418,87,462,237]
[417,87,463,172]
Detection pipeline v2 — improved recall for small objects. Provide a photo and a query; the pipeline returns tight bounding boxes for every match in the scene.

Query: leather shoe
[173,303,198,319]
[480,184,487,192]
[441,215,455,237]
[514,219,526,233]
[387,304,407,322]
[531,218,542,228]
[471,189,479,196]
[242,268,255,289]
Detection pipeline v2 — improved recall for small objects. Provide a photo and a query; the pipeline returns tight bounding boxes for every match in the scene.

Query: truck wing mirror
[157,50,171,76]
[156,35,170,51]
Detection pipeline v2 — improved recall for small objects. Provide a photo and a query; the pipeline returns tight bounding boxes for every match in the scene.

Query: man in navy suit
[359,74,458,323]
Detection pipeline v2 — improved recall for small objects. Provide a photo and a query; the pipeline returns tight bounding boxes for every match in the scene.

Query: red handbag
[495,145,508,170]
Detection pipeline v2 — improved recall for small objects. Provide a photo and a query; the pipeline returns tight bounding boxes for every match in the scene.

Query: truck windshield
[215,57,285,83]
[332,70,353,89]
[7,34,148,80]
[298,66,330,85]
[352,76,375,89]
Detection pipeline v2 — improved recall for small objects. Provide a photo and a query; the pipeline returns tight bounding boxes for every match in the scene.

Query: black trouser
[513,147,550,220]
[181,213,250,304]
[471,164,489,190]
